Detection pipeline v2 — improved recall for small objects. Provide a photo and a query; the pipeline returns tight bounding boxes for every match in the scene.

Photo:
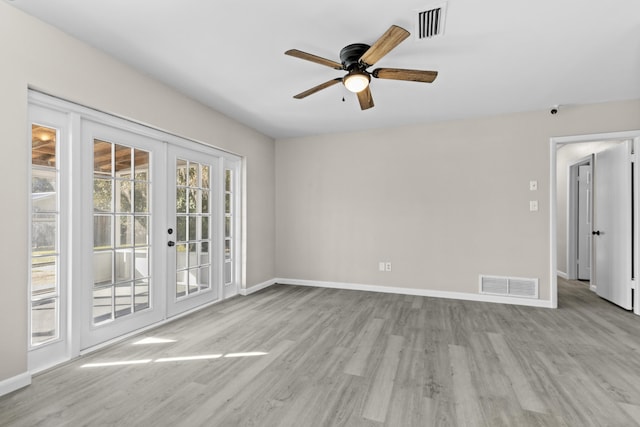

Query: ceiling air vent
[479,275,539,299]
[416,3,448,40]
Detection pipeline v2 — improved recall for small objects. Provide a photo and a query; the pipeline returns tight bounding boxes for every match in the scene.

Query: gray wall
[0,3,275,384]
[276,100,640,300]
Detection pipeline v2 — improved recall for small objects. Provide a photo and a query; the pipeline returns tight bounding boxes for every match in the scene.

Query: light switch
[529,180,538,191]
[529,200,538,211]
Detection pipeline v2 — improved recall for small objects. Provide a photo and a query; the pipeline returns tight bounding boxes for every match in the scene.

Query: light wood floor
[2,278,640,426]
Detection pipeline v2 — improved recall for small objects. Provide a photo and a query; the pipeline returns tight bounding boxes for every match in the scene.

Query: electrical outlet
[385,262,392,272]
[529,200,538,212]
[529,180,538,191]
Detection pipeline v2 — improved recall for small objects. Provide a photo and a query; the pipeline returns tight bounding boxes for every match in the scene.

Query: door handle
[168,241,175,247]
[592,230,601,236]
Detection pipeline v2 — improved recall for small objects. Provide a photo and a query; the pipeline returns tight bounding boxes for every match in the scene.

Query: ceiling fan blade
[356,86,374,110]
[285,49,343,70]
[293,78,343,99]
[372,68,438,83]
[359,25,410,67]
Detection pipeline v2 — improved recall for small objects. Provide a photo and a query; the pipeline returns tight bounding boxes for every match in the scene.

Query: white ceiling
[8,0,640,139]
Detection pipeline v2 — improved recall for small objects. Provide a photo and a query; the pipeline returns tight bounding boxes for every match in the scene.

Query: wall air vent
[416,3,448,40]
[479,275,539,299]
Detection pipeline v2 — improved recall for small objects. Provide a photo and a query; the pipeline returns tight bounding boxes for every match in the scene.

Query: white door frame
[550,130,640,314]
[28,90,246,365]
[566,155,593,282]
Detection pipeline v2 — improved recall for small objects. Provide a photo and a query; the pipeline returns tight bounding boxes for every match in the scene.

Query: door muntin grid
[93,139,151,325]
[175,159,212,299]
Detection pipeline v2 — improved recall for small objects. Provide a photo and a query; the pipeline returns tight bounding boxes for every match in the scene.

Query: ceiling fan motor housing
[340,43,370,70]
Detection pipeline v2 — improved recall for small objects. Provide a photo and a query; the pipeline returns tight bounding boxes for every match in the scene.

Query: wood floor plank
[361,334,404,422]
[180,339,295,425]
[487,332,548,414]
[344,318,385,376]
[448,344,486,427]
[620,402,640,424]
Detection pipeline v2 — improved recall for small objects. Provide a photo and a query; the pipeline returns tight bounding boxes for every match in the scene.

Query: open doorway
[568,155,593,285]
[550,131,640,314]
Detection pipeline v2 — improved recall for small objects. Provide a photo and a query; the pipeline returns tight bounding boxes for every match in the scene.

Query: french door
[166,145,220,316]
[81,120,167,348]
[28,92,243,368]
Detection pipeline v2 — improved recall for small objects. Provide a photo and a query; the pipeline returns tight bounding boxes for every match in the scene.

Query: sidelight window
[30,124,60,346]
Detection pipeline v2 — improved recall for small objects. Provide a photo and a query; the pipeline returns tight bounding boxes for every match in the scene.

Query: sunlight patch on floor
[81,359,153,368]
[132,337,177,345]
[81,351,269,368]
[156,354,222,362]
[224,352,268,358]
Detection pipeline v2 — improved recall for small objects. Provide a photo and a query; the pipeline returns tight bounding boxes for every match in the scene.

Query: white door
[593,141,632,309]
[577,164,592,280]
[81,121,167,348]
[166,145,220,317]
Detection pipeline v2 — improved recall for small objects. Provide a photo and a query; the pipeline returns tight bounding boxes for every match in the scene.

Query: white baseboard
[276,278,554,308]
[0,371,31,397]
[240,278,277,296]
[557,271,568,279]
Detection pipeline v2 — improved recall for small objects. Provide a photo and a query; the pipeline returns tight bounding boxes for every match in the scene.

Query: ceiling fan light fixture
[343,70,370,93]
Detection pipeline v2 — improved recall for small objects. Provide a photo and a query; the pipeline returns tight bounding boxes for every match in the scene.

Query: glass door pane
[31,124,60,346]
[92,141,152,324]
[175,160,212,298]
[167,146,219,317]
[222,158,240,299]
[224,169,233,286]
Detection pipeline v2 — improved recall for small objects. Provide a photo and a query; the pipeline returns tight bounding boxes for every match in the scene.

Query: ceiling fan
[285,25,438,110]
